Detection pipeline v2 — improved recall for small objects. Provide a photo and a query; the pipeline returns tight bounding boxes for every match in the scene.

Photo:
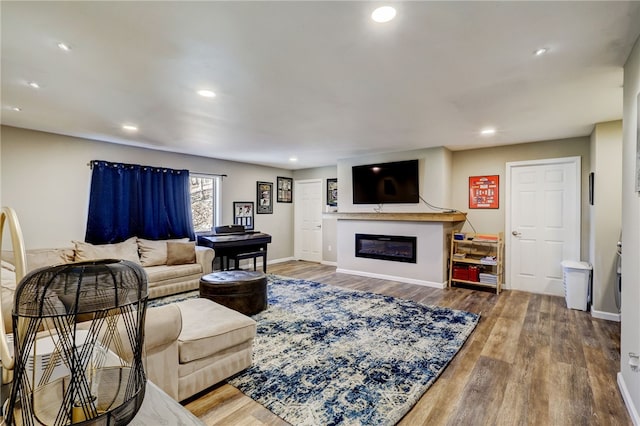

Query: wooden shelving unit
[448,232,504,294]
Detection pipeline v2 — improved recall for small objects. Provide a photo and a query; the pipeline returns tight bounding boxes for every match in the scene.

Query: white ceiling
[2,1,640,170]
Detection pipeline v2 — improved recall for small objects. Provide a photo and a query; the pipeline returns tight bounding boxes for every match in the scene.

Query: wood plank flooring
[183,261,630,425]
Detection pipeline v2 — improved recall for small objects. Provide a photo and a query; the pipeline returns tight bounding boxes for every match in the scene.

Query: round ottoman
[199,270,268,316]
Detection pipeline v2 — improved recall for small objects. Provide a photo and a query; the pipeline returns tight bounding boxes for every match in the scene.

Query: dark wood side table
[199,270,268,316]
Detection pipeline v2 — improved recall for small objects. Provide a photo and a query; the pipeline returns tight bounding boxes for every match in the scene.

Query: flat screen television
[352,159,419,204]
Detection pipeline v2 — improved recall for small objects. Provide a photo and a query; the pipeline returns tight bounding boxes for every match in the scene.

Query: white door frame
[505,156,581,290]
[294,178,323,261]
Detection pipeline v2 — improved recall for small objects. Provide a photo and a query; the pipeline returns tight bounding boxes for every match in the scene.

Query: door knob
[512,230,521,237]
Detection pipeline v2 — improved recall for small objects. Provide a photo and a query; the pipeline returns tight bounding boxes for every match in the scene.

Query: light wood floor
[183,261,630,425]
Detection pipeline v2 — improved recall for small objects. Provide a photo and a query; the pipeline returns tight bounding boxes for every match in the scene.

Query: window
[190,174,222,233]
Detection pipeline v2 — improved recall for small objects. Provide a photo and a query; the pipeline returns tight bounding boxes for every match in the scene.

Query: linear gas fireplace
[355,233,417,263]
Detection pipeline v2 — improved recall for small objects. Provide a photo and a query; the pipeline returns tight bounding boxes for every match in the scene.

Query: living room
[2,1,640,424]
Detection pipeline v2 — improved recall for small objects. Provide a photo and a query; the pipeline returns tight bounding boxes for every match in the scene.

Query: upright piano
[197,231,272,272]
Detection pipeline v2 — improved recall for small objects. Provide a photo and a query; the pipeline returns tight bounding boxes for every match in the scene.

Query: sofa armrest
[145,303,182,352]
[195,246,214,275]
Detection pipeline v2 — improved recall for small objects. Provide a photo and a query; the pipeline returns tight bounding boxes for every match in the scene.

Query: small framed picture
[277,176,293,203]
[233,202,254,230]
[257,181,273,214]
[327,178,338,206]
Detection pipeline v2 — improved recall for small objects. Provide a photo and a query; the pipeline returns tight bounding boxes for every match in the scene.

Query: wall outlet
[328,245,332,252]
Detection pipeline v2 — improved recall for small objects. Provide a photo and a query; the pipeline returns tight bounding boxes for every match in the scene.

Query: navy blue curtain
[85,160,195,244]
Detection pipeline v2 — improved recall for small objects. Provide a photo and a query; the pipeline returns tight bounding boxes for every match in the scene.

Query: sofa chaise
[1,238,257,402]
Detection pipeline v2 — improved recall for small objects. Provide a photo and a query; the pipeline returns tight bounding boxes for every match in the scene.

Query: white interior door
[506,157,581,296]
[294,179,323,262]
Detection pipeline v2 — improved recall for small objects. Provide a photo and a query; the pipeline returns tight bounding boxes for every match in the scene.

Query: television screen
[352,159,419,204]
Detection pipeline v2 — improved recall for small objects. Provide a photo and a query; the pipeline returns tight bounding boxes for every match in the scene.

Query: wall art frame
[257,181,273,214]
[277,176,293,203]
[233,201,254,230]
[327,178,338,206]
[469,175,499,209]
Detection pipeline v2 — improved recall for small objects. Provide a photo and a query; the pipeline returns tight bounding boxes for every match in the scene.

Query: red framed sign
[469,175,499,209]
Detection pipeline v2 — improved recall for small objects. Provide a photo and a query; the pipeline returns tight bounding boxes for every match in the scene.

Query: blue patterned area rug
[222,275,479,426]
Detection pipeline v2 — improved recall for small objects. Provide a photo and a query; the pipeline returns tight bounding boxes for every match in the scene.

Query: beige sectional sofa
[2,236,215,300]
[1,238,258,402]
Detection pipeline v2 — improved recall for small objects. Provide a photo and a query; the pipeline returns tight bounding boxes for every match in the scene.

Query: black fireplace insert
[355,233,417,263]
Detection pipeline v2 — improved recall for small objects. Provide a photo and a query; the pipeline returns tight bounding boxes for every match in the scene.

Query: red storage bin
[452,265,469,280]
[468,266,480,282]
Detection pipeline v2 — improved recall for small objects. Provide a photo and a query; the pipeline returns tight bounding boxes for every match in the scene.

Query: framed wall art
[327,178,338,206]
[257,181,273,214]
[469,175,499,209]
[233,201,254,230]
[277,176,293,203]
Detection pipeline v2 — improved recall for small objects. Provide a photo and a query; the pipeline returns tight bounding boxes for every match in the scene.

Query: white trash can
[561,260,592,311]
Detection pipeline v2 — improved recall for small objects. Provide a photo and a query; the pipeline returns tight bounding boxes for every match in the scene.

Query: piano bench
[233,250,267,272]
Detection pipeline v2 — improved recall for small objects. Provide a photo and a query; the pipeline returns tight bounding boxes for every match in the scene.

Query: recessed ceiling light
[197,90,216,98]
[289,157,298,162]
[534,47,549,56]
[371,6,396,23]
[122,124,138,132]
[10,106,21,112]
[480,128,496,136]
[28,81,40,89]
[57,42,71,51]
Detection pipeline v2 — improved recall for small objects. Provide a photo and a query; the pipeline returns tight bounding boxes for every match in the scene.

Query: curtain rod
[87,161,227,178]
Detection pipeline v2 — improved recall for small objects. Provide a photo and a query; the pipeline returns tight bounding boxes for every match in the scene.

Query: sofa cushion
[144,264,203,285]
[166,242,196,266]
[176,298,256,363]
[137,238,189,267]
[1,267,16,291]
[73,237,140,264]
[1,260,15,272]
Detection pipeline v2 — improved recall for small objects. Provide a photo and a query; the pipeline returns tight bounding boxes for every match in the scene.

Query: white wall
[619,34,640,423]
[589,121,623,317]
[0,126,294,262]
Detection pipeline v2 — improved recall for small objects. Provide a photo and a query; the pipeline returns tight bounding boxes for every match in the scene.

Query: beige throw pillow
[137,238,189,266]
[2,249,75,273]
[166,241,196,265]
[73,237,141,264]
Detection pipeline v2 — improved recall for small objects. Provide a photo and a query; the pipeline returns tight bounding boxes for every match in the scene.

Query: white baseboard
[321,260,337,267]
[591,308,621,322]
[336,268,446,289]
[618,372,640,425]
[267,257,295,265]
[236,257,294,270]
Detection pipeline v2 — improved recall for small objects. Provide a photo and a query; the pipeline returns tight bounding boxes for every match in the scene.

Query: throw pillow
[166,241,196,265]
[73,237,141,264]
[137,238,189,267]
[2,249,75,273]
[26,248,75,272]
